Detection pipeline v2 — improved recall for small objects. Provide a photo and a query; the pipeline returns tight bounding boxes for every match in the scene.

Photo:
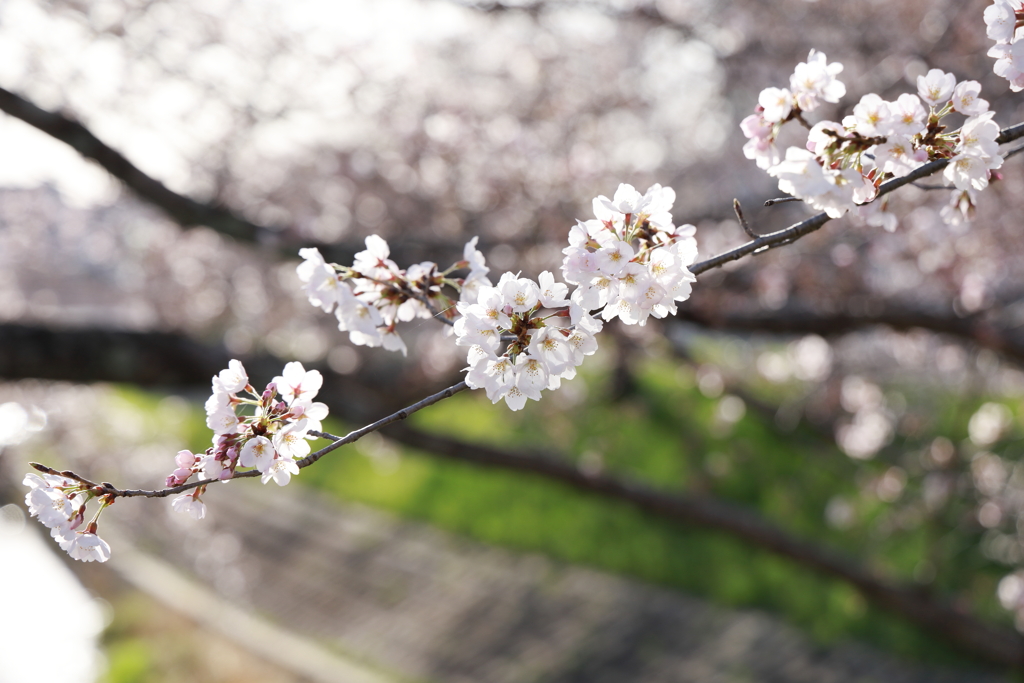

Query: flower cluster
[986,0,1024,91]
[455,271,599,410]
[297,236,484,355]
[741,50,847,170]
[561,184,698,325]
[190,360,328,512]
[743,53,1005,229]
[24,472,112,562]
[451,183,698,410]
[297,185,697,411]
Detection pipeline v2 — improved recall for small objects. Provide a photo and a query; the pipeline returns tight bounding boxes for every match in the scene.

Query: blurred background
[2,0,1024,680]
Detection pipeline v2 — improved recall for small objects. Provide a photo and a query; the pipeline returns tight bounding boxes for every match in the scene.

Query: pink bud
[291,404,306,418]
[165,475,177,487]
[219,469,233,480]
[175,450,195,468]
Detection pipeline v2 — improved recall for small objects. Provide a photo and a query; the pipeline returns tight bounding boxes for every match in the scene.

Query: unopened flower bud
[175,450,196,468]
[262,383,277,402]
[219,468,233,480]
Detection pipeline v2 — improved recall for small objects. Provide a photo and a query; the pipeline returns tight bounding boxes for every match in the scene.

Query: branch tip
[733,198,758,239]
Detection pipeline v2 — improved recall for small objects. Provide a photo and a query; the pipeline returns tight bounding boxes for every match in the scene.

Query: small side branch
[763,196,801,206]
[35,381,469,500]
[732,199,758,238]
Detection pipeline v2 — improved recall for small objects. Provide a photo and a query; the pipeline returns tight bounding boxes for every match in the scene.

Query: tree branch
[676,302,1024,365]
[380,422,1024,668]
[0,85,276,243]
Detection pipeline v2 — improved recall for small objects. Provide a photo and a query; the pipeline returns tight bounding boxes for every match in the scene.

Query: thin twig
[299,380,468,467]
[763,196,802,206]
[35,381,469,499]
[1005,142,1024,160]
[732,198,758,238]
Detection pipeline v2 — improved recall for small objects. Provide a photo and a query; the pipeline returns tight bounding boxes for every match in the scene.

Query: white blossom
[741,113,780,170]
[273,418,312,460]
[873,135,927,176]
[789,50,846,111]
[262,456,300,486]
[462,236,489,278]
[273,362,323,404]
[352,235,400,280]
[497,272,540,313]
[847,93,893,137]
[240,436,276,472]
[951,80,989,116]
[989,40,1024,91]
[985,1,1020,43]
[206,406,241,435]
[214,359,249,394]
[917,68,956,107]
[528,327,574,376]
[944,153,997,191]
[171,493,207,520]
[65,532,111,563]
[888,94,927,136]
[537,271,569,308]
[758,87,793,123]
[297,248,347,313]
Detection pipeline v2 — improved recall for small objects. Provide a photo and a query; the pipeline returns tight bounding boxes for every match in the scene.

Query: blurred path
[104,479,1007,683]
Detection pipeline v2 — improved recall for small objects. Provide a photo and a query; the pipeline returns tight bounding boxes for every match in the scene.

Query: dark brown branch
[0,85,277,243]
[677,302,1024,365]
[381,423,1024,668]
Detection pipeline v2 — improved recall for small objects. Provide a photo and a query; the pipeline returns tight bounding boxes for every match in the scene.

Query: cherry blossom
[65,532,112,563]
[989,40,1024,91]
[240,435,276,472]
[262,456,300,486]
[788,50,846,111]
[171,491,207,520]
[985,0,1021,43]
[951,80,989,116]
[758,87,793,123]
[273,362,323,404]
[917,68,956,107]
